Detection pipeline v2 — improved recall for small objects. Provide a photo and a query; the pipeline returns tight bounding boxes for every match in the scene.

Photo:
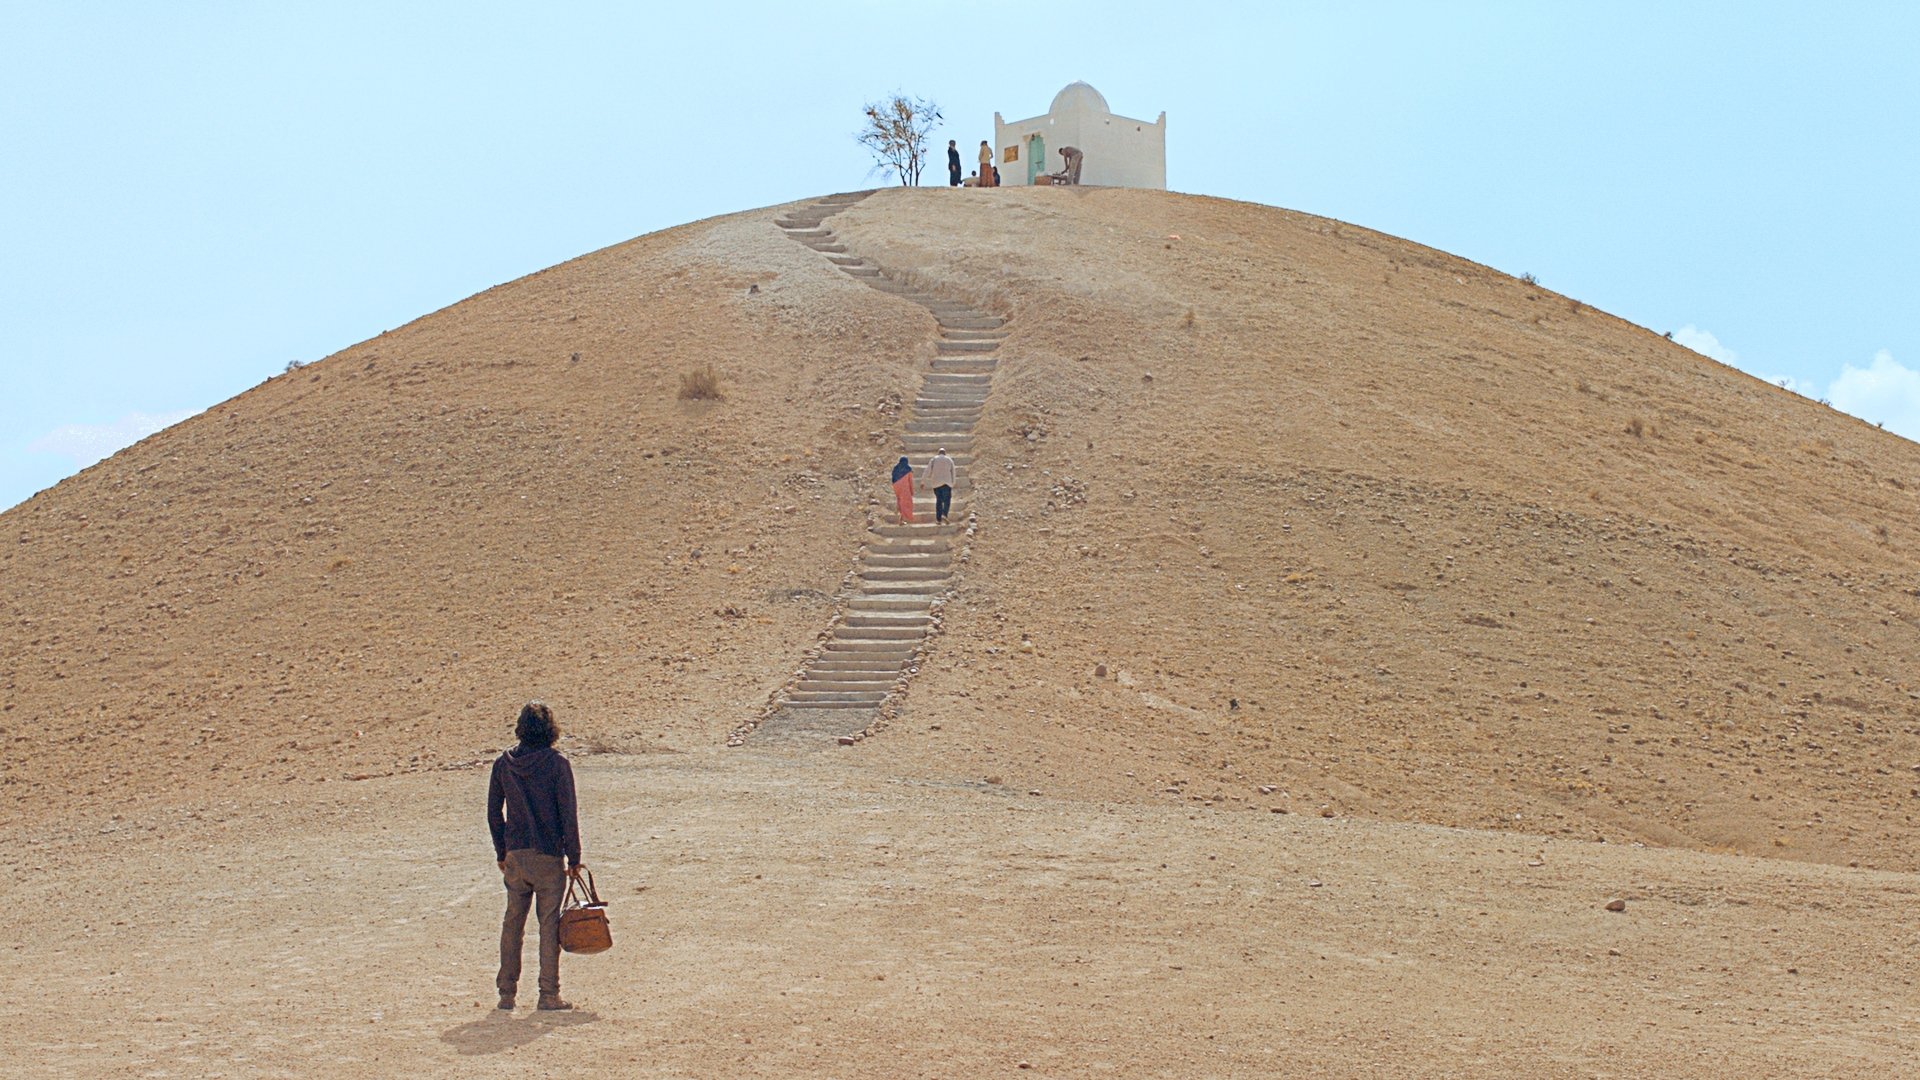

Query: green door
[1027,133,1046,184]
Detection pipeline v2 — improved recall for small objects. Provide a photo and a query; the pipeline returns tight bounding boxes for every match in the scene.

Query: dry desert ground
[4,187,1919,1076]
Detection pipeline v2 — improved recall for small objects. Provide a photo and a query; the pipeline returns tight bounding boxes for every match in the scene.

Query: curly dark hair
[514,701,558,748]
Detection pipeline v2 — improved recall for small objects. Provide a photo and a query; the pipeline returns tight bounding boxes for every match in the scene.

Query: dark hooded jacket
[487,744,581,865]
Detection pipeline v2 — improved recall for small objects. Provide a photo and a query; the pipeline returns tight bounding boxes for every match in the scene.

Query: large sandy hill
[9,186,1919,865]
[4,187,1918,1075]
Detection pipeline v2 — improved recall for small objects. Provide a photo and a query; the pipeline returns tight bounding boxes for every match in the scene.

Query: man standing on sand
[925,447,957,525]
[488,701,585,1012]
[947,139,962,187]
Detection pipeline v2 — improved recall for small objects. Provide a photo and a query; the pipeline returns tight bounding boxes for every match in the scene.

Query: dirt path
[5,746,1915,1078]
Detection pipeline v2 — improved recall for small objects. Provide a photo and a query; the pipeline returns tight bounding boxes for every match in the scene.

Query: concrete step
[862,552,951,569]
[935,315,1006,328]
[821,640,918,656]
[771,691,879,711]
[816,639,914,654]
[842,266,881,278]
[849,589,938,604]
[827,254,864,266]
[785,227,832,238]
[914,398,987,409]
[834,617,933,631]
[803,664,901,678]
[786,692,888,705]
[800,665,900,679]
[936,340,1000,354]
[858,561,954,578]
[871,521,965,537]
[860,568,952,584]
[902,434,973,447]
[810,666,908,679]
[844,600,938,612]
[859,582,944,598]
[800,676,900,691]
[805,243,848,254]
[941,329,1008,341]
[814,649,912,663]
[841,614,928,628]
[837,616,926,630]
[857,545,951,560]
[930,360,998,374]
[842,612,931,628]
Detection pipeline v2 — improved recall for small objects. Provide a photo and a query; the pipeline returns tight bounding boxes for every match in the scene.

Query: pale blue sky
[3,2,1915,510]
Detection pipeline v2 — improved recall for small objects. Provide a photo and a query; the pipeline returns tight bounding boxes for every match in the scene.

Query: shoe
[497,994,515,1011]
[537,995,574,1011]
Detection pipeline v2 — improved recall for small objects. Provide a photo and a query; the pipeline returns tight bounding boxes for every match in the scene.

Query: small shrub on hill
[678,364,724,401]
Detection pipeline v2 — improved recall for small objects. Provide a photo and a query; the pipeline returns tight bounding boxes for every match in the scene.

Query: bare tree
[857,93,943,186]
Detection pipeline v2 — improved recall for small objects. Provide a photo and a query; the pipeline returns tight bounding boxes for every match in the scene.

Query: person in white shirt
[924,448,957,524]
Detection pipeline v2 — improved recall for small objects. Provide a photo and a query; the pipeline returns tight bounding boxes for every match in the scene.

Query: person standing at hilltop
[947,139,962,187]
[924,447,956,525]
[488,701,585,1012]
[891,455,917,524]
[978,140,995,187]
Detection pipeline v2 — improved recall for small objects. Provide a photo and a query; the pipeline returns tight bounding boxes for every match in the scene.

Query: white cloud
[1672,324,1738,365]
[1827,350,1920,440]
[1672,326,1918,440]
[28,409,196,468]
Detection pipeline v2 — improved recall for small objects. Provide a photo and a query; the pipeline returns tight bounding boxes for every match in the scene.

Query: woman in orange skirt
[890,456,916,523]
[977,140,995,187]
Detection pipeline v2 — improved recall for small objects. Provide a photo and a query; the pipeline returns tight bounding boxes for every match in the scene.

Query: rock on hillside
[6,188,1920,871]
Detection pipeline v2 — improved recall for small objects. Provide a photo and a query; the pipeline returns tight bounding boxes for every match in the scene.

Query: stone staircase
[734,192,1006,748]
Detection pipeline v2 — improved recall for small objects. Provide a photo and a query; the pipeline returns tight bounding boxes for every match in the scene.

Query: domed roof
[1049,81,1110,116]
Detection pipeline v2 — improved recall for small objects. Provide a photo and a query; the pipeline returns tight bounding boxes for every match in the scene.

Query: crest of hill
[5,188,1920,871]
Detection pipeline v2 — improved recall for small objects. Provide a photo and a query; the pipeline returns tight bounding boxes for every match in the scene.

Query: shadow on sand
[440,1008,601,1055]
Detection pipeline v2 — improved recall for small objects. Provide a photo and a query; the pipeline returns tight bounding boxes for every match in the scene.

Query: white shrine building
[992,81,1166,188]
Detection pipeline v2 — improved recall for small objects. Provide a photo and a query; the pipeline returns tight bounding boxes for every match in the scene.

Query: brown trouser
[497,848,567,996]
